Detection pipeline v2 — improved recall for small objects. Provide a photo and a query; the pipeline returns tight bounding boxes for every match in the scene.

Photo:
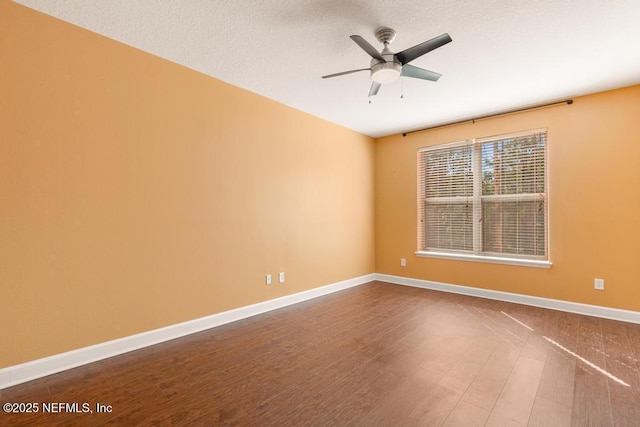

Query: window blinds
[418,141,474,252]
[418,130,548,260]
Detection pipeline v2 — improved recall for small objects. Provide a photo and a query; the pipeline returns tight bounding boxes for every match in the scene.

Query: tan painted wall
[0,1,375,368]
[376,84,640,312]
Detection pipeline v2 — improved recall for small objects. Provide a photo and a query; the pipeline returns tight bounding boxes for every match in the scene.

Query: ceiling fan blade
[368,81,382,97]
[321,68,370,79]
[401,64,442,81]
[396,33,452,65]
[350,35,385,62]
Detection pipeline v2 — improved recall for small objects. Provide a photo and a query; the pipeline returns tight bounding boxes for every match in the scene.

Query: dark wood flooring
[2,281,640,426]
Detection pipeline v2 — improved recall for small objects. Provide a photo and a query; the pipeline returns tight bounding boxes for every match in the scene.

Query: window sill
[415,251,552,269]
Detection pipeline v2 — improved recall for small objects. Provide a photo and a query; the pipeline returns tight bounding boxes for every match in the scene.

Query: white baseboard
[4,272,638,390]
[375,273,640,325]
[0,274,375,390]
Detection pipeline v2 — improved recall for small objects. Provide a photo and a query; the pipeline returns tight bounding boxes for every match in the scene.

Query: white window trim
[415,250,552,268]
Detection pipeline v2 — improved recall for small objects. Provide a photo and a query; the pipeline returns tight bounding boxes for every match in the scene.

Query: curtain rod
[402,99,573,137]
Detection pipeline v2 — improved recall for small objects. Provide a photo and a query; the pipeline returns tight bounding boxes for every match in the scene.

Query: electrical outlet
[279,272,285,283]
[266,274,272,285]
[400,258,406,267]
[594,278,604,291]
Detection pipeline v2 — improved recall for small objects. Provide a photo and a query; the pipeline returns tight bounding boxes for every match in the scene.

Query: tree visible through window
[418,130,548,261]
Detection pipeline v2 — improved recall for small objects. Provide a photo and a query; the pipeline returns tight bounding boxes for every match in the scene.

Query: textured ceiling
[13,0,640,138]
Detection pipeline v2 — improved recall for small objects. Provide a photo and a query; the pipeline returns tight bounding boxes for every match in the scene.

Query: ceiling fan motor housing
[371,28,402,84]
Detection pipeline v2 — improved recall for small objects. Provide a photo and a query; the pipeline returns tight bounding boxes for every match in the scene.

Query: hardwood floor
[2,281,640,426]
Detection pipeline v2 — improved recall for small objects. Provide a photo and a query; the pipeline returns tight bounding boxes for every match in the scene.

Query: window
[417,129,549,267]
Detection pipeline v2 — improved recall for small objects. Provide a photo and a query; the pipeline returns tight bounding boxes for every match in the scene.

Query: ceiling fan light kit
[322,27,452,97]
[371,62,402,84]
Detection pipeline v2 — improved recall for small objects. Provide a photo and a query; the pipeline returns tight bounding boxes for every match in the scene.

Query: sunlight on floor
[500,311,630,387]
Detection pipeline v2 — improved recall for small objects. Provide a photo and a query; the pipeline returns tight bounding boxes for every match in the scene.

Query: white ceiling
[14,0,640,138]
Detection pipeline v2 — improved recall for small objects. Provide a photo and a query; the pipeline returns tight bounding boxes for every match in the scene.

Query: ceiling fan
[322,27,452,97]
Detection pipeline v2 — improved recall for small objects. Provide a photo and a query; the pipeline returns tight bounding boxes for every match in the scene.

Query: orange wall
[0,1,375,367]
[376,84,640,312]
